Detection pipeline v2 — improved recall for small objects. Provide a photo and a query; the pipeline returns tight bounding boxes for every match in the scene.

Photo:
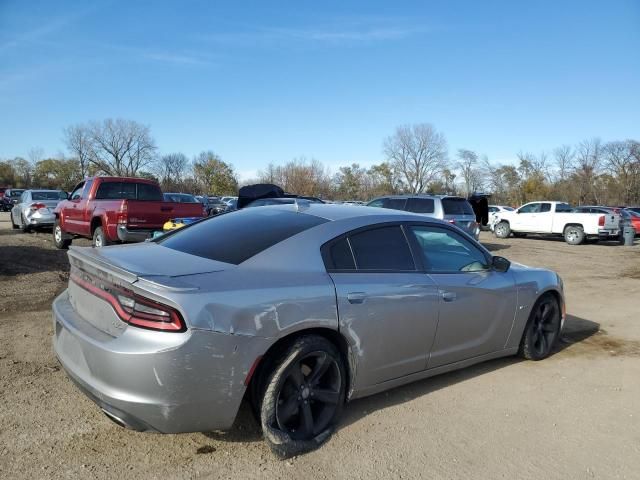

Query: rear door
[405,224,517,368]
[325,224,439,388]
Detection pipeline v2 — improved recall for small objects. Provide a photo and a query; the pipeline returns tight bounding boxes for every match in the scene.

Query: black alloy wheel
[520,295,561,360]
[274,351,342,441]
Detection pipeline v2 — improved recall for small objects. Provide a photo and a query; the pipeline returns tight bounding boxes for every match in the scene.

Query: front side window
[70,183,85,200]
[409,226,489,273]
[348,226,415,271]
[518,203,540,214]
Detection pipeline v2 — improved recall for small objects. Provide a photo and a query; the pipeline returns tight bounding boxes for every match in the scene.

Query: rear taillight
[30,202,47,211]
[70,272,185,332]
[116,203,128,224]
[598,215,605,227]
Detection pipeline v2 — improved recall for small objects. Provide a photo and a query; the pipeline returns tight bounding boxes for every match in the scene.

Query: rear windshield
[95,181,162,201]
[32,191,66,200]
[442,197,474,215]
[158,208,328,264]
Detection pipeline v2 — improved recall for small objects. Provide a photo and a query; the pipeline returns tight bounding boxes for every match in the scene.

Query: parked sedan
[2,188,25,212]
[53,204,565,457]
[11,189,67,232]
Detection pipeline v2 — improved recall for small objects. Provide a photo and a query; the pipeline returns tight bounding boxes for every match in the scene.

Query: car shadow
[203,315,600,446]
[0,245,71,277]
[481,242,511,252]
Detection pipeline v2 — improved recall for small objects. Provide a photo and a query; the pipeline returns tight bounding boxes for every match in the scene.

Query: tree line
[1,118,638,206]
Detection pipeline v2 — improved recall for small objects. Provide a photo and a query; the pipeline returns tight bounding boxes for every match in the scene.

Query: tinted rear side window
[442,198,474,215]
[406,198,435,213]
[382,198,408,211]
[349,226,415,270]
[555,203,573,212]
[327,238,356,270]
[95,182,136,200]
[158,209,328,265]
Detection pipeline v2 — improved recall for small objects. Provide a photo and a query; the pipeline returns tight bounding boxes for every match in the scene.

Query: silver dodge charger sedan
[53,203,565,457]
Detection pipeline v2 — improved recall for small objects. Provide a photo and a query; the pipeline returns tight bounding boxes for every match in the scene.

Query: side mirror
[492,256,511,273]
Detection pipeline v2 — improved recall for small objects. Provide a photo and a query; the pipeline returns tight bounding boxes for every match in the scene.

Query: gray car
[11,189,68,232]
[366,195,480,240]
[52,204,564,457]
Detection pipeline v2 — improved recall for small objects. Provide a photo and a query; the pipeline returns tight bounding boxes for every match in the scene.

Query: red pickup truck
[53,177,205,248]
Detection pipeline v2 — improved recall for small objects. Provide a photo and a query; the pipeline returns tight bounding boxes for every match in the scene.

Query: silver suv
[366,195,480,240]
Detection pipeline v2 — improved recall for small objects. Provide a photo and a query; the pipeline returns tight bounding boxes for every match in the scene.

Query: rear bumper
[26,210,55,226]
[52,290,269,433]
[116,225,154,243]
[597,228,619,238]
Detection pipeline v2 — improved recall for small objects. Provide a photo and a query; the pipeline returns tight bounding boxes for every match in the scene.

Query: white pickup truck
[492,201,620,244]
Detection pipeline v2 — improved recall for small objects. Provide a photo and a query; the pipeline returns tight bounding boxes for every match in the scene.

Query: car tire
[53,220,72,249]
[20,214,31,233]
[563,225,584,245]
[92,226,110,248]
[11,213,19,229]
[519,294,561,361]
[494,221,511,238]
[260,335,346,459]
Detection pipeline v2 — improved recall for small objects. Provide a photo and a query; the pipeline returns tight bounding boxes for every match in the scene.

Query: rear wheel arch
[90,216,104,235]
[247,328,353,412]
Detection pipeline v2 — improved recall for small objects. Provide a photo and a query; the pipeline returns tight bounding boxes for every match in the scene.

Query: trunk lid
[124,200,205,229]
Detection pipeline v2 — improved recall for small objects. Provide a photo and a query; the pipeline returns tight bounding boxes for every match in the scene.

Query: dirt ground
[0,212,639,480]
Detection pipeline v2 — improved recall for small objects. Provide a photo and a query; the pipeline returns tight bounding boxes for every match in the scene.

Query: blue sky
[1,0,638,179]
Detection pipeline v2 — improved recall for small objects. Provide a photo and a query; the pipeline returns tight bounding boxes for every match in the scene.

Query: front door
[325,225,440,389]
[405,224,517,368]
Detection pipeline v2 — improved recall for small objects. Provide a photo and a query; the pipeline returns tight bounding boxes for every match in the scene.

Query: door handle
[440,291,457,302]
[347,292,366,304]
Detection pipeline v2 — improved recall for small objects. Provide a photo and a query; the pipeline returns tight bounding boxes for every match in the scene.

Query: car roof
[371,194,465,200]
[262,202,431,222]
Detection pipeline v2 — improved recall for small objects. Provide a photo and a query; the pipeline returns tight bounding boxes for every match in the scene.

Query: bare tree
[28,147,44,165]
[574,138,603,204]
[156,153,189,190]
[603,140,639,205]
[63,125,92,177]
[86,119,157,176]
[553,145,574,182]
[383,123,448,194]
[456,149,480,195]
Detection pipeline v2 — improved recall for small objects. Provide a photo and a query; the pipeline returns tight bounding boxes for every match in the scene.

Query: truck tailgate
[125,201,204,229]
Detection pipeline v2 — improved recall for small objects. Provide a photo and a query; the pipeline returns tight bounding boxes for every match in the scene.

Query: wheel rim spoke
[300,402,314,436]
[312,388,339,404]
[308,353,331,386]
[289,362,304,388]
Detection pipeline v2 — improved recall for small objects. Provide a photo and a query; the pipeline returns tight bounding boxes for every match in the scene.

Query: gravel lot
[1,212,639,480]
